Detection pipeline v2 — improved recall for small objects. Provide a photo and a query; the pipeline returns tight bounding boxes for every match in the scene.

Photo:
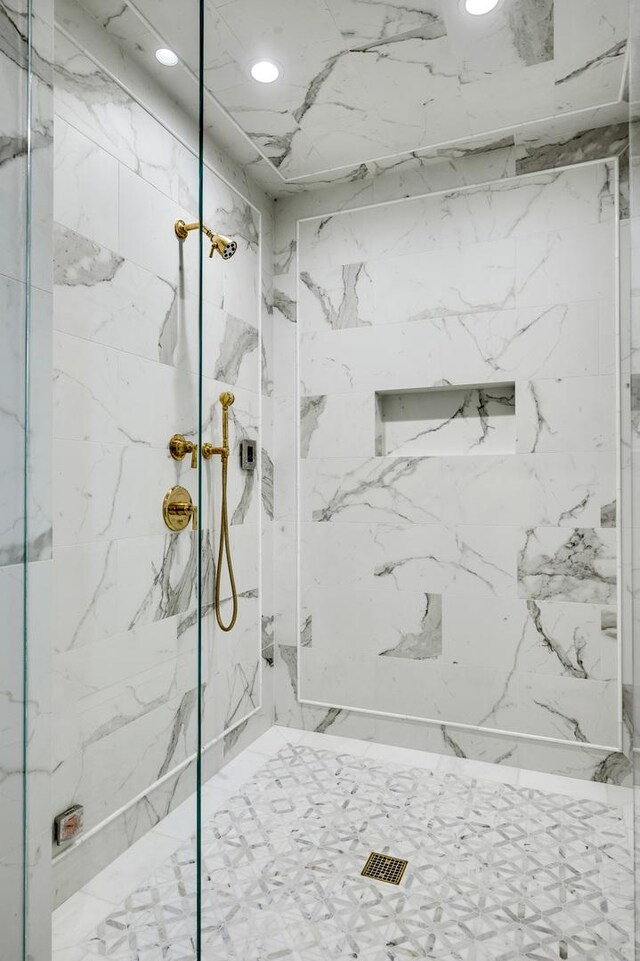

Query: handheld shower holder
[202,392,238,632]
[202,442,228,461]
[202,390,235,461]
[202,393,234,462]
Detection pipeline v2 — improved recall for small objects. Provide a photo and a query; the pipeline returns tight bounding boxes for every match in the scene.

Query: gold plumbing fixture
[163,486,198,532]
[203,392,238,632]
[202,392,234,463]
[169,433,198,469]
[174,220,238,260]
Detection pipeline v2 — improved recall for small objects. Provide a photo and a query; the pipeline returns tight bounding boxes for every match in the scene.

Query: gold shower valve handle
[169,433,197,469]
[163,486,198,531]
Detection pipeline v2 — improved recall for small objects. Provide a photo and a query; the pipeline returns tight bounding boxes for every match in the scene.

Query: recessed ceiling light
[155,48,179,67]
[250,60,280,83]
[464,0,500,13]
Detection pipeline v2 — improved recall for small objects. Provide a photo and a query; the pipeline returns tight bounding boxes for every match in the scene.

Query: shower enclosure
[1,0,639,958]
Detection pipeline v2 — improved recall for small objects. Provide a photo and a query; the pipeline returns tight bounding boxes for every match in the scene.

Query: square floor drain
[361,851,408,885]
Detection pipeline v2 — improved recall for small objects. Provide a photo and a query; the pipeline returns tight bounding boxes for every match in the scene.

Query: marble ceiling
[68,0,629,193]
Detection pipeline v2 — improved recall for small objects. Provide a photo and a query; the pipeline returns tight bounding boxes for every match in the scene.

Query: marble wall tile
[302,455,444,526]
[515,120,629,178]
[54,224,198,371]
[300,392,374,459]
[54,331,123,445]
[116,533,202,634]
[303,649,512,729]
[52,541,118,654]
[300,323,439,394]
[52,442,165,545]
[209,311,260,392]
[52,619,191,757]
[515,673,618,746]
[300,238,518,330]
[441,301,608,382]
[323,0,447,57]
[308,587,443,662]
[553,0,628,113]
[518,527,617,605]
[118,163,195,285]
[370,141,518,206]
[53,685,199,837]
[53,116,119,249]
[300,302,603,395]
[441,452,602,528]
[214,235,261,328]
[201,593,262,742]
[298,164,614,272]
[53,25,205,209]
[301,521,519,598]
[305,452,602,529]
[515,223,615,309]
[117,353,201,449]
[445,595,607,679]
[371,523,520,598]
[516,376,616,453]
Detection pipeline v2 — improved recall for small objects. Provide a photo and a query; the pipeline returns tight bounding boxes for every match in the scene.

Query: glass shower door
[0,9,31,951]
[1,0,53,958]
[195,6,265,955]
[48,2,206,957]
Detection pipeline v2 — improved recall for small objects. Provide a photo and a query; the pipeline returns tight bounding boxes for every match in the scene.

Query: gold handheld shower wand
[174,219,238,260]
[203,392,238,632]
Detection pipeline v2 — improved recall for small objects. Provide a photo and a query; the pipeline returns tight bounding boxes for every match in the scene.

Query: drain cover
[361,852,408,885]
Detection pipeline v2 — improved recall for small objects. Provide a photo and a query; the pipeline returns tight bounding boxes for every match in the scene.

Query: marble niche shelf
[375,383,515,457]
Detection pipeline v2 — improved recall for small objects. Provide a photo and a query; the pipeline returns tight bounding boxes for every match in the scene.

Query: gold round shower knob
[162,486,198,531]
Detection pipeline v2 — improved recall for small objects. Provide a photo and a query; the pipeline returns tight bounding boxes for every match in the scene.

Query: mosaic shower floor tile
[82,743,633,960]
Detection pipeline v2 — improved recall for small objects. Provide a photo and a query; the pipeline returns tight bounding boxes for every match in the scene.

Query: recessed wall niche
[375,383,516,457]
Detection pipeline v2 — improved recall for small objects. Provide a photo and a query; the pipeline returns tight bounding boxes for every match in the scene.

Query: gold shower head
[174,220,238,260]
[211,233,238,260]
